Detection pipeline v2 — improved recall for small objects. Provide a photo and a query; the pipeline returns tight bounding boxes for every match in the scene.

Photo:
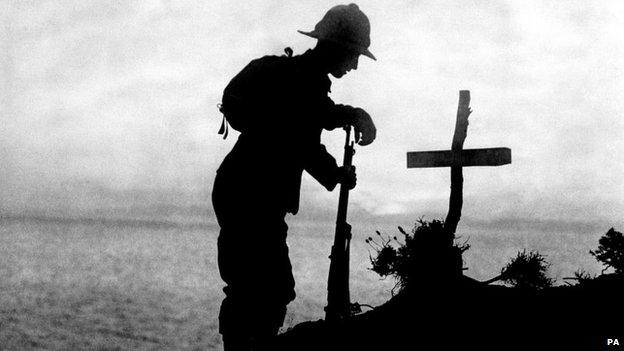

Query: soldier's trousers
[212,172,296,346]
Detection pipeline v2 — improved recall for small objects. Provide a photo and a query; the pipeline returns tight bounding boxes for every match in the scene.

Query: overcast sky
[1,0,623,230]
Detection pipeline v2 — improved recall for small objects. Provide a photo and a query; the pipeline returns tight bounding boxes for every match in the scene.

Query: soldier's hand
[336,165,357,190]
[352,108,376,146]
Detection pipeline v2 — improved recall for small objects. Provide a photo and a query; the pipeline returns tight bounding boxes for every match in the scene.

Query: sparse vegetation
[573,269,594,283]
[590,228,624,274]
[563,269,595,286]
[368,218,469,293]
[498,250,554,289]
[369,218,561,291]
[369,220,624,293]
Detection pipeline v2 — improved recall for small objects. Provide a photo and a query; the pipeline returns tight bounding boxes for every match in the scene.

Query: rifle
[325,126,356,322]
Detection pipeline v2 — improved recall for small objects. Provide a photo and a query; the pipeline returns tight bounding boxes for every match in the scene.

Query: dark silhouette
[212,4,376,350]
[367,219,468,293]
[271,228,624,351]
[590,228,624,274]
[271,226,624,351]
[325,127,356,323]
[483,249,554,289]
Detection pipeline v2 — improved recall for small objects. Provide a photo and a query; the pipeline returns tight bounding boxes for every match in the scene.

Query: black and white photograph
[1,1,623,350]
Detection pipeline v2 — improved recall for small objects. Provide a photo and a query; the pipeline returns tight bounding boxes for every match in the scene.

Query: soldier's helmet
[298,3,376,61]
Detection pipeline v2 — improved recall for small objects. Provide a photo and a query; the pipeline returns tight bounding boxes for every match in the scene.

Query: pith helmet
[298,3,376,61]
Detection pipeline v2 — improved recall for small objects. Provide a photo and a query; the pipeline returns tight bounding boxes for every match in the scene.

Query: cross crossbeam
[407,147,511,168]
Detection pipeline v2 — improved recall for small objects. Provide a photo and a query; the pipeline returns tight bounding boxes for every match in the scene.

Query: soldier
[212,4,376,350]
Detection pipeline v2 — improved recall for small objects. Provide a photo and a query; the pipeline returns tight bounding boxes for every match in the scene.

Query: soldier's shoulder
[228,55,291,86]
[246,54,295,72]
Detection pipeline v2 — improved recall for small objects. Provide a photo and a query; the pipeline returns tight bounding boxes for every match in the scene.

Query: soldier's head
[299,3,375,78]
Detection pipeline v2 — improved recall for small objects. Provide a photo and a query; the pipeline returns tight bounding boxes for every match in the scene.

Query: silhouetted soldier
[212,4,376,350]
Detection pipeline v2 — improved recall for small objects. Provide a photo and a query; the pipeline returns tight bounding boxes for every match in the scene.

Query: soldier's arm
[303,143,341,191]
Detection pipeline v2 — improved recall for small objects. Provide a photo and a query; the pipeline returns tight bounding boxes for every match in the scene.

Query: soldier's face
[330,50,360,78]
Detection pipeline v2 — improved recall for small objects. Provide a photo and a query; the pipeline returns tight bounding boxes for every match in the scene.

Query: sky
[1,0,623,232]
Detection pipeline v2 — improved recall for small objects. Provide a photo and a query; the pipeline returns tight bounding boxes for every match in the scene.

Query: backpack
[217,47,294,139]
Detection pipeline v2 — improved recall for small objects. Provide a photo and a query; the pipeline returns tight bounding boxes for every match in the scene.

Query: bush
[570,269,594,285]
[499,250,554,290]
[368,218,469,293]
[590,228,624,274]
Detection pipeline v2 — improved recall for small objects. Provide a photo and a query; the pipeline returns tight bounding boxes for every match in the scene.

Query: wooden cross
[406,90,511,235]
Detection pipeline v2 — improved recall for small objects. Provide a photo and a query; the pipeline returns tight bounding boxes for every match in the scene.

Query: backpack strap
[217,103,229,139]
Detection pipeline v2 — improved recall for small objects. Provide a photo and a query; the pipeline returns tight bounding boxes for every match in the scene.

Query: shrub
[590,228,624,274]
[367,218,469,293]
[571,269,594,285]
[499,250,554,290]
